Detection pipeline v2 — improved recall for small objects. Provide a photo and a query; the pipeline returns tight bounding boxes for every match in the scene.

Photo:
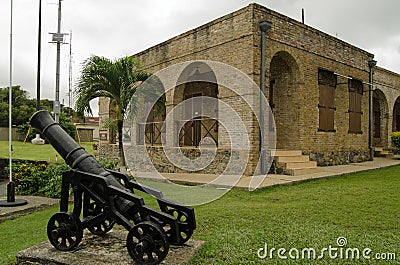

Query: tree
[0,86,36,127]
[75,55,151,169]
[0,86,76,141]
[17,110,76,141]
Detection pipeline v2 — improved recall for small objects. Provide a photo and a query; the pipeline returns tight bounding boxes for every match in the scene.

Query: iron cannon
[30,110,196,265]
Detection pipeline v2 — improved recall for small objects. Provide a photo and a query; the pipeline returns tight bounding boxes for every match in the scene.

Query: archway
[373,89,389,148]
[269,51,301,149]
[173,62,218,147]
[392,96,400,132]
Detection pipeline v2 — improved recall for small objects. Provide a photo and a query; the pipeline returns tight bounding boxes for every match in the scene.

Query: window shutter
[318,69,336,132]
[348,79,363,133]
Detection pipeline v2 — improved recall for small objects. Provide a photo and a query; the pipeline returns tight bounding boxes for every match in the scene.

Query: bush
[391,131,400,149]
[10,157,118,198]
[10,162,70,198]
[37,163,71,198]
[97,157,119,170]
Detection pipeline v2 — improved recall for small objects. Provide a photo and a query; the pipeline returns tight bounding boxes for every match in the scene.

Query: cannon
[30,110,196,265]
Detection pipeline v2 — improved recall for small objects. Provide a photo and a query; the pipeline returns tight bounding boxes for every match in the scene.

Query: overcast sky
[1,0,399,116]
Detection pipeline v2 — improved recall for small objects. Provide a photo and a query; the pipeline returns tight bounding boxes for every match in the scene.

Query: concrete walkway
[0,195,59,222]
[134,157,400,190]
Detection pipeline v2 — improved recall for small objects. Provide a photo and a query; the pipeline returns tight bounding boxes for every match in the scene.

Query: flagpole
[0,0,27,207]
[9,0,13,186]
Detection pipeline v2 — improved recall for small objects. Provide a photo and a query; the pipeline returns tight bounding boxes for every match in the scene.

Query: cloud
[370,35,400,72]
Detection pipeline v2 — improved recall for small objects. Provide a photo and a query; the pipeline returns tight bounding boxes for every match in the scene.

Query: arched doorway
[269,51,301,149]
[173,62,218,147]
[373,89,389,147]
[392,96,400,132]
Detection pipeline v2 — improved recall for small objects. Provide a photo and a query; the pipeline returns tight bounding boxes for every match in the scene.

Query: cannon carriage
[30,110,196,265]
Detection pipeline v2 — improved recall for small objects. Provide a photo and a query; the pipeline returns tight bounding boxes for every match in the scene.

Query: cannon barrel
[30,110,132,212]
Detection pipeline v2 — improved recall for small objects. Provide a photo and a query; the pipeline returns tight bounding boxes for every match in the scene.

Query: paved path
[134,157,400,190]
[0,195,59,221]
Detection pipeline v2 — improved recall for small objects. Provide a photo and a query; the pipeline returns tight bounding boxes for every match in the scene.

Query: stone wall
[134,6,255,75]
[0,127,24,141]
[304,150,369,167]
[98,144,254,175]
[124,146,250,175]
[97,144,119,160]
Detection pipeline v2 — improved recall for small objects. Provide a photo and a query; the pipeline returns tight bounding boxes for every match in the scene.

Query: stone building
[99,3,400,175]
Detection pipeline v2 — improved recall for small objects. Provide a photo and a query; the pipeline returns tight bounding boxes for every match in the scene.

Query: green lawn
[1,166,399,264]
[0,141,94,162]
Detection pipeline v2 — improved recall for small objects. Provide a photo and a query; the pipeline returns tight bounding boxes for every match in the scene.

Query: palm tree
[75,55,150,170]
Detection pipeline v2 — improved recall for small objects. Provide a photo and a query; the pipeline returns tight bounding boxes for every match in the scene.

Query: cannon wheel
[167,209,193,245]
[177,226,193,245]
[83,197,115,236]
[87,218,115,236]
[126,221,169,265]
[47,212,83,251]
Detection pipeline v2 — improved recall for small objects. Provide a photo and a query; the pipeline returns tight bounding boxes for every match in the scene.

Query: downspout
[368,59,377,161]
[259,20,272,174]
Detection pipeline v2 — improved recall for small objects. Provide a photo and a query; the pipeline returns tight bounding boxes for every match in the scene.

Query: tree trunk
[117,119,126,169]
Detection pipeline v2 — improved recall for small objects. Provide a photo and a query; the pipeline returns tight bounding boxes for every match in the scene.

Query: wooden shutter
[348,79,363,133]
[318,69,336,132]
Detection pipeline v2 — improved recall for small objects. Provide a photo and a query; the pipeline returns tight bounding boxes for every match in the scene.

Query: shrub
[97,157,119,170]
[11,162,70,198]
[11,157,118,198]
[391,131,400,149]
[37,163,71,198]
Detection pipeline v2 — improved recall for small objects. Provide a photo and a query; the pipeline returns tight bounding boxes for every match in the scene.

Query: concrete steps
[374,147,394,158]
[272,149,323,176]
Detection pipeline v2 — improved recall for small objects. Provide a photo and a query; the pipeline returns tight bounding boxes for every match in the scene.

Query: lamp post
[368,59,377,161]
[259,20,272,174]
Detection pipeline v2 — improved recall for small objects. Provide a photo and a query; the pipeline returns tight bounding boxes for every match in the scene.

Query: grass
[0,141,95,162]
[0,205,59,264]
[1,166,399,264]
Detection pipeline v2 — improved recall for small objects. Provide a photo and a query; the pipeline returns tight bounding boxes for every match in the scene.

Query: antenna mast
[50,0,68,122]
